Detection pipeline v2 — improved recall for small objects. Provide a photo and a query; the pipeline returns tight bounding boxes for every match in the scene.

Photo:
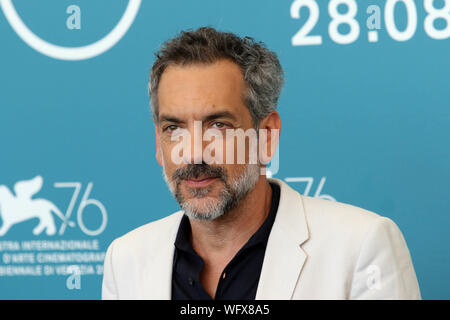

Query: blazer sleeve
[349,216,421,299]
[102,239,119,300]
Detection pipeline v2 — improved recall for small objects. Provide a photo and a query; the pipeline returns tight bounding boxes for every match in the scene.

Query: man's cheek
[159,143,175,165]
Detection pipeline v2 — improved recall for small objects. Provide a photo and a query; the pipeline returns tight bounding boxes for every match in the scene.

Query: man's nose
[182,120,204,164]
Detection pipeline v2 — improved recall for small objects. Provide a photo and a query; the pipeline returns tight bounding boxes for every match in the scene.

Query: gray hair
[148,27,284,128]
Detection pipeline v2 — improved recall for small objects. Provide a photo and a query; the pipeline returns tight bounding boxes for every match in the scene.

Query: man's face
[155,59,261,220]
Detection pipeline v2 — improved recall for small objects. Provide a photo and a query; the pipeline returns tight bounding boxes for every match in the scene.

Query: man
[102,27,421,300]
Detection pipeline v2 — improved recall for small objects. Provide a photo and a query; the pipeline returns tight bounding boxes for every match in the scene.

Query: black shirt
[171,181,280,300]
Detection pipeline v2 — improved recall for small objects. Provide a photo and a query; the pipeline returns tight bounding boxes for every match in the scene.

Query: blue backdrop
[0,0,448,299]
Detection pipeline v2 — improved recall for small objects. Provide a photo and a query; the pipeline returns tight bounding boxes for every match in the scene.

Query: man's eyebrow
[159,114,184,123]
[159,110,238,123]
[203,111,238,122]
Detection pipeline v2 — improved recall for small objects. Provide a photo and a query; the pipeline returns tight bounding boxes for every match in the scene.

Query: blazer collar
[142,177,309,300]
[141,211,183,300]
[255,178,309,299]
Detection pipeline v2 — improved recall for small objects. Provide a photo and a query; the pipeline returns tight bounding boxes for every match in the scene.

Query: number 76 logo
[284,177,336,201]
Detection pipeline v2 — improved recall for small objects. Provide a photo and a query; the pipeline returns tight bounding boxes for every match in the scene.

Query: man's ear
[259,111,281,164]
[155,124,163,166]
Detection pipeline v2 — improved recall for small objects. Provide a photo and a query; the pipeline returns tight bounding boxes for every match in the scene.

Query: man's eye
[165,125,179,132]
[211,122,227,129]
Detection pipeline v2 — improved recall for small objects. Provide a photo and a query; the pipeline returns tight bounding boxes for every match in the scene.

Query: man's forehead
[157,60,250,123]
[158,60,245,98]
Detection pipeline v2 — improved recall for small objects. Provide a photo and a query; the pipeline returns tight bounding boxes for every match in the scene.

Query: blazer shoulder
[109,210,184,255]
[300,195,389,240]
[295,195,420,299]
[302,195,381,220]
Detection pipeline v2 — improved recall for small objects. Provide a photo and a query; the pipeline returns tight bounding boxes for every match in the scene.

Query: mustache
[172,163,227,182]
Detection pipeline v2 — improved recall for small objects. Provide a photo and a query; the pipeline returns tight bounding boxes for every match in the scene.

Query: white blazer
[102,178,421,299]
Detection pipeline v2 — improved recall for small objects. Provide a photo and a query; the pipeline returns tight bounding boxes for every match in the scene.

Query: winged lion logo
[0,176,74,236]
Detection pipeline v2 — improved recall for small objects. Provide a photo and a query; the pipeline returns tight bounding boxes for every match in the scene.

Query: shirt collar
[174,181,280,253]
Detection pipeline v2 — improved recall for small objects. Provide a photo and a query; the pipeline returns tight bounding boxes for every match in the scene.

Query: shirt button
[222,272,226,279]
[188,277,194,285]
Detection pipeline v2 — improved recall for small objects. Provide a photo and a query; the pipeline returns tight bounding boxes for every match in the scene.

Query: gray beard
[162,164,261,221]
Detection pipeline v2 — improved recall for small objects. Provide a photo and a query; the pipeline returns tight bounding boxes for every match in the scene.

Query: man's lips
[184,176,218,187]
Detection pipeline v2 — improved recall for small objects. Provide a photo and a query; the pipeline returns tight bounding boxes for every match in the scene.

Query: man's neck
[189,176,273,259]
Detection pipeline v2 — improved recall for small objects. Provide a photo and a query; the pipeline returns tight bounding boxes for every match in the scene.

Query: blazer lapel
[141,211,184,300]
[255,178,310,300]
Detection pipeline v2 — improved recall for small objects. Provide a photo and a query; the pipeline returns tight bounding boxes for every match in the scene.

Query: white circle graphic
[0,0,141,60]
